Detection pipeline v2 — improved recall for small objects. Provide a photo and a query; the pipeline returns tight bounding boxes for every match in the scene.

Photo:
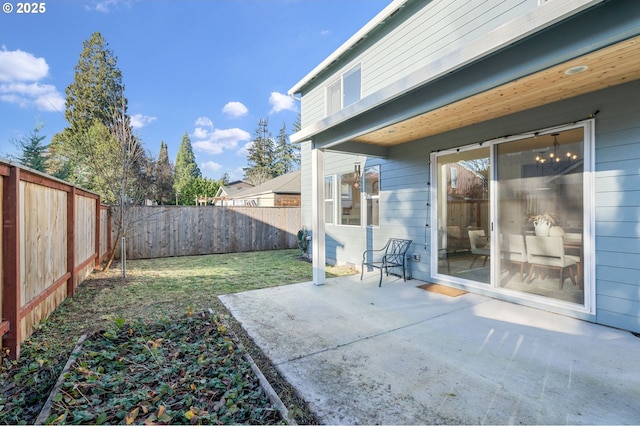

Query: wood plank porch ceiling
[352,36,640,146]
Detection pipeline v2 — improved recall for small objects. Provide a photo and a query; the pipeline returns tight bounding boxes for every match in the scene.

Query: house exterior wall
[301,79,640,333]
[296,0,639,333]
[301,0,544,127]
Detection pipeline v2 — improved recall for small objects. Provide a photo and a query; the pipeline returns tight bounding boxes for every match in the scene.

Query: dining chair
[468,230,490,268]
[501,234,527,281]
[525,235,577,290]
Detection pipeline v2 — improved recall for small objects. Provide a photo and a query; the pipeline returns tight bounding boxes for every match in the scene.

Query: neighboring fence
[1,161,110,360]
[120,206,301,259]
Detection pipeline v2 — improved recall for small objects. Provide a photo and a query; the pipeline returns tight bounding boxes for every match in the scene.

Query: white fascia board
[290,0,604,144]
[288,0,410,96]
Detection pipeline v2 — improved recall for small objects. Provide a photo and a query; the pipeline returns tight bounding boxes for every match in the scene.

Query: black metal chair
[361,238,413,287]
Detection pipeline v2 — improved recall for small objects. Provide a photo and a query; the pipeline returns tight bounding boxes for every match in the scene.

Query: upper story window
[326,63,361,116]
[327,80,341,116]
[343,64,361,107]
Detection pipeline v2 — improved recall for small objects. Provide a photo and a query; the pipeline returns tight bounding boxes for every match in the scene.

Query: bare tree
[101,94,152,276]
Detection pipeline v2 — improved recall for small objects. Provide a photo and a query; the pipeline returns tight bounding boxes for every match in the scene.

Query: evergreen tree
[11,122,48,172]
[244,118,276,185]
[273,122,299,175]
[64,32,125,134]
[155,141,175,204]
[221,172,230,186]
[49,31,137,189]
[292,113,301,133]
[174,132,201,204]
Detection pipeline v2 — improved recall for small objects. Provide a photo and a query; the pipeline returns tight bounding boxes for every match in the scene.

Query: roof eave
[288,0,410,96]
[289,0,605,145]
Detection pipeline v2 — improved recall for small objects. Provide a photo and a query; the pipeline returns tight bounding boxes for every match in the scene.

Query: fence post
[107,207,112,258]
[2,166,21,360]
[95,198,101,269]
[67,187,76,297]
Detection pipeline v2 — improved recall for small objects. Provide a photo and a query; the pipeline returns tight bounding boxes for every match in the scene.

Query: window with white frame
[326,63,361,116]
[365,165,380,226]
[324,176,334,224]
[343,64,361,107]
[327,80,341,116]
[338,171,361,226]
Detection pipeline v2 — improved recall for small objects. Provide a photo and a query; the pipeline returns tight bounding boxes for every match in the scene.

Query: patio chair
[468,230,490,268]
[501,234,528,281]
[446,226,469,252]
[525,235,577,290]
[361,238,413,287]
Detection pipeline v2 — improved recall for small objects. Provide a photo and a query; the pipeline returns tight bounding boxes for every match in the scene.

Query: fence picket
[116,206,301,260]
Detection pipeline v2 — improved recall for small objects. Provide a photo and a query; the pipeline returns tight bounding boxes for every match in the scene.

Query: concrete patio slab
[219,275,640,425]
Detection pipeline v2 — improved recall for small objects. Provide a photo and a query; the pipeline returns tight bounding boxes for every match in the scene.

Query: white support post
[311,145,326,285]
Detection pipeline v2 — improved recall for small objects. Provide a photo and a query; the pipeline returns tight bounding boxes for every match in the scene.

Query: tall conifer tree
[155,141,175,204]
[174,132,201,204]
[244,118,275,185]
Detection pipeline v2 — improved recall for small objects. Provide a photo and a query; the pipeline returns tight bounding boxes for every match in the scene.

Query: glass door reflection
[436,147,491,284]
[496,128,585,305]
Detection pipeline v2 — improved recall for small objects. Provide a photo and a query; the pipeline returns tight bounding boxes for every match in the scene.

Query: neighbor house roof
[229,170,301,199]
[215,180,253,198]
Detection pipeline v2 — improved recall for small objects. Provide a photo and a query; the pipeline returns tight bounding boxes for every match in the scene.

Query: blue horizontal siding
[596,236,640,255]
[596,206,640,222]
[595,190,640,207]
[597,279,640,301]
[596,310,640,334]
[596,266,639,286]
[597,294,640,318]
[593,79,640,333]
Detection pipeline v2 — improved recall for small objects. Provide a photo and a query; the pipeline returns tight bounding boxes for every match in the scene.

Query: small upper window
[343,64,361,107]
[327,80,341,116]
[326,63,361,116]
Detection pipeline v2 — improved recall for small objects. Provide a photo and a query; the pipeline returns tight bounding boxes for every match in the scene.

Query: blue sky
[0,0,390,181]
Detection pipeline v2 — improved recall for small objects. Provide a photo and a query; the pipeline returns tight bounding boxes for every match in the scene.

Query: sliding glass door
[433,123,588,307]
[435,147,491,284]
[495,128,585,305]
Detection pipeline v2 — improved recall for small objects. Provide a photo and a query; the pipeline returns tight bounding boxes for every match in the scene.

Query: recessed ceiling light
[565,65,589,75]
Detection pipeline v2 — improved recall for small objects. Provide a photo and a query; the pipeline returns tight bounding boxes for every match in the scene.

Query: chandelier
[535,133,578,171]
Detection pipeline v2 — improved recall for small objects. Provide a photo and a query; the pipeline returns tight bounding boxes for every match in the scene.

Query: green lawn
[0,249,356,425]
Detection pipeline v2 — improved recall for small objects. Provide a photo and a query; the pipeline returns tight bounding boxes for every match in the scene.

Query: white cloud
[222,101,248,118]
[0,48,64,112]
[236,141,253,157]
[0,82,64,112]
[320,30,331,37]
[195,116,213,127]
[200,161,222,173]
[269,91,297,114]
[0,49,48,82]
[192,126,251,155]
[228,166,245,182]
[86,0,136,13]
[193,127,210,139]
[130,113,157,129]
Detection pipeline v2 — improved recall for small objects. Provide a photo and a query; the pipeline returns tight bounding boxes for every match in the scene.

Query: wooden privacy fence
[1,161,110,360]
[120,206,301,259]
